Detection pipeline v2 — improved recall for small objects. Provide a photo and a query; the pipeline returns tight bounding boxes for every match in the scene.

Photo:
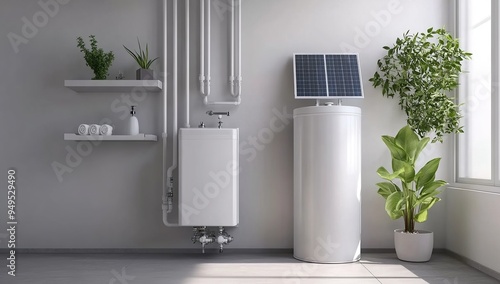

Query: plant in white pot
[123,38,159,80]
[377,125,445,262]
[369,28,471,262]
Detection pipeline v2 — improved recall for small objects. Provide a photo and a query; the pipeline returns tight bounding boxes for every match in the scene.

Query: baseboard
[360,248,448,253]
[360,248,395,253]
[0,248,293,254]
[0,248,448,255]
[445,250,500,281]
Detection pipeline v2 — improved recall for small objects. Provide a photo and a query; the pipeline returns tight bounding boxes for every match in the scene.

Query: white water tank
[179,128,239,227]
[294,105,361,263]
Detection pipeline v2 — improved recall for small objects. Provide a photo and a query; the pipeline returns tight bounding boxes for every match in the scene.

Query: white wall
[446,188,500,273]
[0,0,451,249]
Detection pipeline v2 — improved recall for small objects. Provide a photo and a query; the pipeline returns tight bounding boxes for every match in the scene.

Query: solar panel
[294,53,364,99]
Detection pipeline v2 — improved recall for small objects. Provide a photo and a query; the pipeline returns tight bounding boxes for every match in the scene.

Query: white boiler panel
[179,128,239,227]
[294,106,361,263]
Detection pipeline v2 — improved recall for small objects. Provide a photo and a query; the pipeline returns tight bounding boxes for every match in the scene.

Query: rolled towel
[99,124,113,136]
[78,124,89,135]
[89,124,101,135]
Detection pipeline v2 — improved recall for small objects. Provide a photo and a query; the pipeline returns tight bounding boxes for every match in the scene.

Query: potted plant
[377,125,446,262]
[76,35,115,80]
[123,38,159,80]
[369,28,471,262]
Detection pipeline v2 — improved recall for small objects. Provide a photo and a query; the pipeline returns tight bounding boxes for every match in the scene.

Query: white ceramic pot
[394,229,433,262]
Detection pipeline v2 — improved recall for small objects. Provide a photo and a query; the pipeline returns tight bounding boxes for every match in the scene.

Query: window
[456,0,499,187]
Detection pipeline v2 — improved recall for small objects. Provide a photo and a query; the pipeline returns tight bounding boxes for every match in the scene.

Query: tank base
[293,255,361,264]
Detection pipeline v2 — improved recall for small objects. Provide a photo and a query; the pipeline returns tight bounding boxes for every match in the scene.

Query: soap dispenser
[127,106,139,135]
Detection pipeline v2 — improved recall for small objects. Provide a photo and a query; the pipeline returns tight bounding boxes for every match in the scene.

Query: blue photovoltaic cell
[325,54,362,97]
[294,54,363,98]
[294,54,328,97]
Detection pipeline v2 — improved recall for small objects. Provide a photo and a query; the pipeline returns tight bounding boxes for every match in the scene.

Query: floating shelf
[64,133,157,142]
[64,80,163,93]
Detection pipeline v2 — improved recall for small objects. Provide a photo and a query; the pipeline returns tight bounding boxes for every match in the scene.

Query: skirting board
[0,248,293,254]
[444,250,500,281]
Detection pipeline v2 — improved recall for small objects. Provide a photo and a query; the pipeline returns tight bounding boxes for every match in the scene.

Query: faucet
[206,111,230,129]
[206,110,230,117]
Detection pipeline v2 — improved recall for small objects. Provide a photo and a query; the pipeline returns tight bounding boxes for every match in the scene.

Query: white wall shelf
[64,133,157,142]
[64,80,163,93]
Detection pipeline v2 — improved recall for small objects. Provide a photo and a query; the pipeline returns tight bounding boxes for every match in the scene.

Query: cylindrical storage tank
[293,105,361,263]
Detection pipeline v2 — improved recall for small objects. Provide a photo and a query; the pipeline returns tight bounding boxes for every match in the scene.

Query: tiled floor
[0,252,498,283]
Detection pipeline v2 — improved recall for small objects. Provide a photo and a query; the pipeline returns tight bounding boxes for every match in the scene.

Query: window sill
[448,182,500,195]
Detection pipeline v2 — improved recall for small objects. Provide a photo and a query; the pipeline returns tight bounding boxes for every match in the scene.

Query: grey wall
[0,0,451,249]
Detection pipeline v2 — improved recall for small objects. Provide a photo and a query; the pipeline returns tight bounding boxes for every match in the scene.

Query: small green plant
[376,125,447,233]
[76,35,115,80]
[123,38,159,69]
[369,28,472,143]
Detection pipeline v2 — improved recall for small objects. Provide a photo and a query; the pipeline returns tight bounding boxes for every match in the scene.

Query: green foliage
[76,35,115,80]
[376,125,447,233]
[123,38,159,69]
[369,28,472,143]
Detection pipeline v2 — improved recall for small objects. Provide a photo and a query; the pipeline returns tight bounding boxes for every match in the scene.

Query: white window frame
[453,0,500,193]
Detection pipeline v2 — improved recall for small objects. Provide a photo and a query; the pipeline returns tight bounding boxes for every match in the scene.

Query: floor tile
[0,252,497,284]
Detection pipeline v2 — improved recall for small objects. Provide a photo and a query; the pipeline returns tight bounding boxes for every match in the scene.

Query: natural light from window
[457,0,492,181]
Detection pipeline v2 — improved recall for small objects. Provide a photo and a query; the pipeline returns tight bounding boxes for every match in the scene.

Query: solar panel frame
[293,53,364,99]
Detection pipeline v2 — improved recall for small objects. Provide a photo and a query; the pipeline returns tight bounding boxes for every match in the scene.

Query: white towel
[78,124,89,135]
[99,124,113,136]
[89,124,101,135]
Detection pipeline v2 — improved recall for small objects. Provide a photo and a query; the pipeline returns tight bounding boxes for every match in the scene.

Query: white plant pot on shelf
[394,229,433,262]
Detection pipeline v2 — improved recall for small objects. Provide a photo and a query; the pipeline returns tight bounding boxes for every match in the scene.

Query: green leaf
[376,182,400,199]
[77,35,114,80]
[392,159,415,183]
[367,27,470,142]
[381,136,406,161]
[414,137,430,162]
[124,38,159,70]
[385,191,404,220]
[415,158,441,189]
[415,209,427,222]
[415,196,440,222]
[394,125,420,162]
[419,179,446,197]
[377,166,404,181]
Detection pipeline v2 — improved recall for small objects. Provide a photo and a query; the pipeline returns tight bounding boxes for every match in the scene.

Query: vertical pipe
[185,0,190,128]
[163,0,168,135]
[171,0,178,171]
[202,0,241,106]
[166,0,179,221]
[237,0,242,96]
[492,0,500,184]
[207,0,211,95]
[229,0,235,96]
[199,0,205,95]
[162,0,171,225]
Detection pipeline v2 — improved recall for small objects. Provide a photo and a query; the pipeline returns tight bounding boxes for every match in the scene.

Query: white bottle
[127,106,139,135]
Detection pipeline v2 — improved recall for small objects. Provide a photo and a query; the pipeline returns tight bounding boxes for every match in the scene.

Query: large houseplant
[370,28,471,262]
[369,28,471,142]
[77,35,115,80]
[123,38,159,80]
[377,125,446,261]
